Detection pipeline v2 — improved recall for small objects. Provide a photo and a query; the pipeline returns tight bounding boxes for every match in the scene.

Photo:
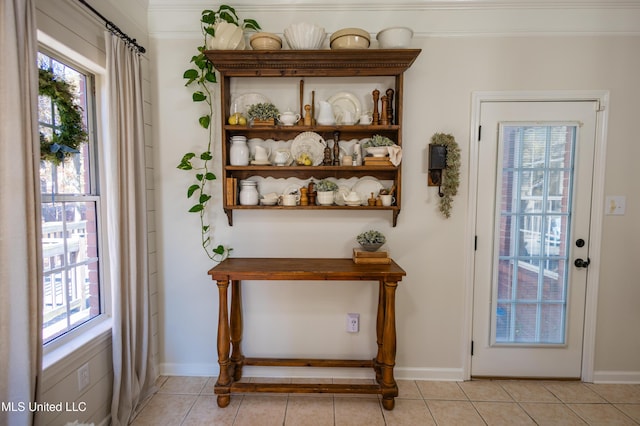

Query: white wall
[35,0,156,424]
[150,3,640,381]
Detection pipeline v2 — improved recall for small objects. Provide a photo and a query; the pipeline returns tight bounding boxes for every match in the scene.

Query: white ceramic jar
[239,180,259,205]
[229,137,249,165]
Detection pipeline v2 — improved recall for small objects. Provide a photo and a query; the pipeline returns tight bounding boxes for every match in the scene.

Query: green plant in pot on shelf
[247,102,279,125]
[362,134,394,148]
[177,5,261,262]
[357,230,386,252]
[315,179,338,192]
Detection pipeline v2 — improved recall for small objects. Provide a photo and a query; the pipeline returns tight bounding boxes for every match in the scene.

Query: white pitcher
[316,101,335,125]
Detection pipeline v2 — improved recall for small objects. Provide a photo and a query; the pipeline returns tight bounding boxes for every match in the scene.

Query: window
[38,51,103,344]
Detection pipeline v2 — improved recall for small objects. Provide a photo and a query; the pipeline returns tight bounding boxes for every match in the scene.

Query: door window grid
[494,125,576,345]
[38,51,102,344]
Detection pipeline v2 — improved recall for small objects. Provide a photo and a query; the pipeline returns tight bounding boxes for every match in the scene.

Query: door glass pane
[494,125,575,345]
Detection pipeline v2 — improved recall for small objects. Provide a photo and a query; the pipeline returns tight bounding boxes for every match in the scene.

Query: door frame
[463,91,610,381]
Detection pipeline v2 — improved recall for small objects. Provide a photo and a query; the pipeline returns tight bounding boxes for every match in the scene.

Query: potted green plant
[356,230,386,252]
[178,5,261,261]
[362,135,395,157]
[316,179,338,205]
[247,102,279,126]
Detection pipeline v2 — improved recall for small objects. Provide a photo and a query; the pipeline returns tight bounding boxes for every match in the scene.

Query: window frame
[38,44,111,355]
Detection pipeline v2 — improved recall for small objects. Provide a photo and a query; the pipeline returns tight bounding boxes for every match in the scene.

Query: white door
[472,101,598,378]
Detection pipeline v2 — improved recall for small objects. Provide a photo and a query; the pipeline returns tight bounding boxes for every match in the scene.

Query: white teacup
[279,193,299,206]
[344,191,361,204]
[380,194,396,206]
[359,114,373,125]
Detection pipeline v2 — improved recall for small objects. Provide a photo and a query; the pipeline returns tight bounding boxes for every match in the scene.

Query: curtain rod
[77,0,146,54]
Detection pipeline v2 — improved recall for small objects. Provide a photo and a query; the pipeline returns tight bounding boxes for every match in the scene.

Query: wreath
[430,133,461,218]
[38,68,87,164]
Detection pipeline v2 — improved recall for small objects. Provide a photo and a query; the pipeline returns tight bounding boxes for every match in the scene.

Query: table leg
[380,280,399,410]
[230,279,244,381]
[374,280,384,384]
[215,279,231,408]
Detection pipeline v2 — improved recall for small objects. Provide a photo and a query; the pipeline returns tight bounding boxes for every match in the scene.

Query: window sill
[43,317,112,376]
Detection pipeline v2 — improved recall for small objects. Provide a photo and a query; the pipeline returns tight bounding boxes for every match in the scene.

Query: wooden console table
[207,257,406,410]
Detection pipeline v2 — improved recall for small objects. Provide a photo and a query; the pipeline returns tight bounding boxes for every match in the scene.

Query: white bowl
[366,146,390,157]
[284,22,326,50]
[376,27,413,49]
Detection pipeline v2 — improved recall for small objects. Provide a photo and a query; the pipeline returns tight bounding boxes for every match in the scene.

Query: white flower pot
[316,191,334,206]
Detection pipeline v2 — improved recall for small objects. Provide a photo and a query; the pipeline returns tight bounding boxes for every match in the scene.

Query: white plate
[327,91,362,125]
[291,132,326,166]
[352,178,384,205]
[232,93,270,115]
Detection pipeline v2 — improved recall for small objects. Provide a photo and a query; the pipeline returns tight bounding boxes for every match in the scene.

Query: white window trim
[38,31,113,366]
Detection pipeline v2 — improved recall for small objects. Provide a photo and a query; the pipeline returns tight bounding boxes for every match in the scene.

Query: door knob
[575,239,585,247]
[574,258,590,268]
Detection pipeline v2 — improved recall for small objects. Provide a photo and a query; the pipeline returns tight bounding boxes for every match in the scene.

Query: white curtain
[105,33,157,425]
[0,0,43,425]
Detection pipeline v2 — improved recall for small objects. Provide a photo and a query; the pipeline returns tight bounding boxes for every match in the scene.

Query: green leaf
[201,11,216,25]
[204,72,216,83]
[189,204,204,213]
[187,184,200,198]
[193,92,206,102]
[213,244,226,255]
[177,152,195,170]
[183,69,199,80]
[204,26,215,37]
[243,19,261,31]
[199,115,210,129]
[199,194,212,204]
[203,225,210,232]
[200,151,213,161]
[196,173,204,181]
[205,172,216,180]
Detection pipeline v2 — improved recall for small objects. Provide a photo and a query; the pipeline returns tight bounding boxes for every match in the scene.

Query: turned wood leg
[215,279,231,408]
[230,279,244,381]
[380,280,399,410]
[374,280,385,384]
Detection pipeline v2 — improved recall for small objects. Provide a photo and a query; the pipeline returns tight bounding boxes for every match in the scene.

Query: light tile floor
[131,376,640,425]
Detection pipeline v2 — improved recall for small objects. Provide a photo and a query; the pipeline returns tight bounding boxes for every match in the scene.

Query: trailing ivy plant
[430,133,461,218]
[177,5,261,261]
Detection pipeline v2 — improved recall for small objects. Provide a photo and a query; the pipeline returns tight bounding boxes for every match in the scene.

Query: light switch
[605,195,626,215]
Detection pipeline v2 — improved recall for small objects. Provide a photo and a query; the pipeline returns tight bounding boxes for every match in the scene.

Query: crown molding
[148,2,640,38]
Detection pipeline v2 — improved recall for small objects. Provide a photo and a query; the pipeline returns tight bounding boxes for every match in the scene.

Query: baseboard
[159,363,465,381]
[591,370,640,384]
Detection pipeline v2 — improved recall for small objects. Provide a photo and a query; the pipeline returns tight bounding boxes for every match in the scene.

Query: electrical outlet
[77,363,90,392]
[347,313,359,333]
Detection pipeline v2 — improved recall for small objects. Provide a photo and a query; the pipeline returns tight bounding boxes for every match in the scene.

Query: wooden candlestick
[333,131,341,166]
[304,104,312,126]
[380,95,388,126]
[386,88,394,124]
[372,89,380,125]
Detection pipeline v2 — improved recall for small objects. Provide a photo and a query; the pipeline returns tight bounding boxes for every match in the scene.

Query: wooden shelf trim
[205,49,421,77]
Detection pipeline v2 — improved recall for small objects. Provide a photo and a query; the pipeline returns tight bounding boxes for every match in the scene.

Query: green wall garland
[38,68,87,164]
